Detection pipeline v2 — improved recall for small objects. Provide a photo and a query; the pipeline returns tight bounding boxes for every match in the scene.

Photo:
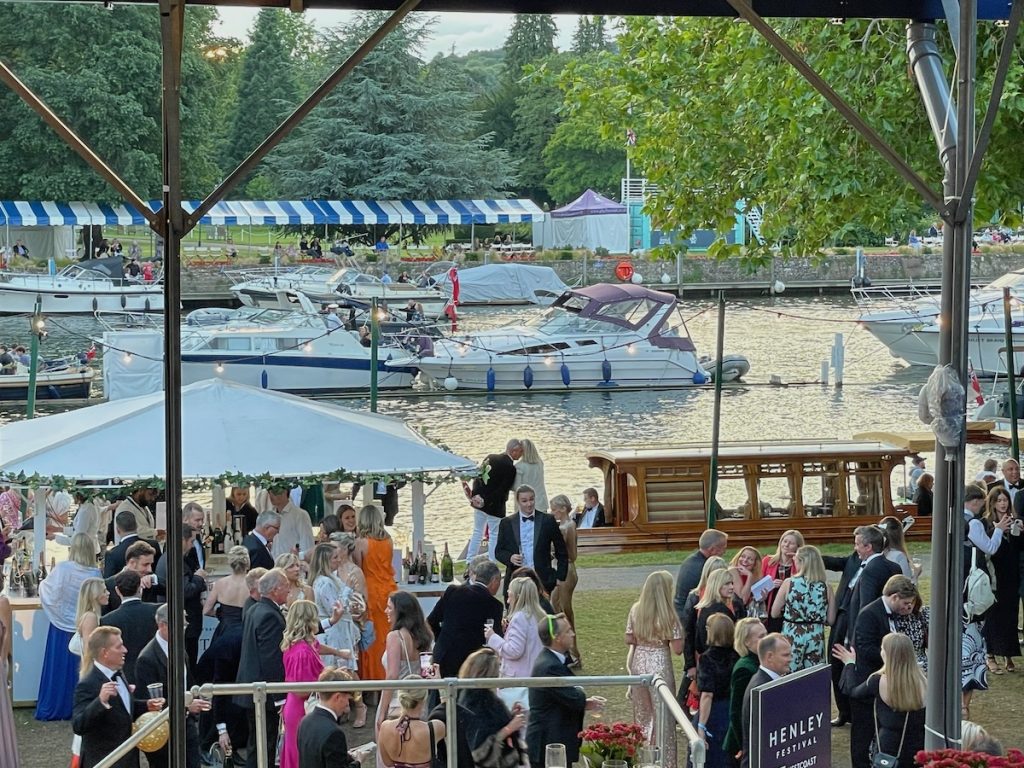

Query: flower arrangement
[915,748,1024,767]
[578,722,646,766]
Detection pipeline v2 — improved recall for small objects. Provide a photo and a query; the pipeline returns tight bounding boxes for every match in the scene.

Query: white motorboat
[853,267,1024,367]
[0,257,163,315]
[394,283,748,391]
[102,306,418,398]
[0,357,95,401]
[228,266,451,317]
[904,309,1024,377]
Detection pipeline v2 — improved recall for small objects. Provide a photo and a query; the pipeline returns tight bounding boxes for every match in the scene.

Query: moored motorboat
[0,257,163,315]
[0,360,95,401]
[395,283,749,391]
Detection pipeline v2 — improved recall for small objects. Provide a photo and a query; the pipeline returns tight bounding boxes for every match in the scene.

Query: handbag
[357,618,376,652]
[871,700,908,768]
[964,547,996,619]
[68,630,83,656]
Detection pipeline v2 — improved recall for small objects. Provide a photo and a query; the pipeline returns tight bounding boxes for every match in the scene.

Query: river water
[0,296,1006,550]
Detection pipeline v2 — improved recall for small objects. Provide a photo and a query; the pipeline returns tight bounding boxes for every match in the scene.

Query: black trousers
[849,698,873,768]
[829,621,851,719]
[245,703,280,768]
[144,713,201,768]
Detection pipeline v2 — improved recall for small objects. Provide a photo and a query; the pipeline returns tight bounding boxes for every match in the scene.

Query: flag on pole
[626,128,637,146]
[968,360,985,406]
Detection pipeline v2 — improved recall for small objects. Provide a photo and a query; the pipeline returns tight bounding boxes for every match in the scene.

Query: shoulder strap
[399,630,412,668]
[428,720,437,765]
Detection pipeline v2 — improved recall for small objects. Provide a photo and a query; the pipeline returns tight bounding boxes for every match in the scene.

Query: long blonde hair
[76,577,107,625]
[794,545,826,584]
[280,600,319,651]
[766,529,805,566]
[695,568,734,610]
[507,577,545,624]
[730,546,763,582]
[357,504,388,539]
[879,633,925,712]
[630,570,680,644]
[693,556,727,596]
[519,439,543,466]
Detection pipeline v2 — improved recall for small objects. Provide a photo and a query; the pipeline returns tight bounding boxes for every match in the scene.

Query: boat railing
[0,269,159,290]
[93,674,705,768]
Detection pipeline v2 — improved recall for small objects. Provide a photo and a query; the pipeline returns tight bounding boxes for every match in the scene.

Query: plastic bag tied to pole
[918,364,966,450]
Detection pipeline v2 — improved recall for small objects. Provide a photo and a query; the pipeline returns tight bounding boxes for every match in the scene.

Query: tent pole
[32,487,46,588]
[411,481,425,554]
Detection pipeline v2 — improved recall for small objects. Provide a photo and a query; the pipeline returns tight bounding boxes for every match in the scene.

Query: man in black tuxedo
[822,547,862,726]
[133,604,210,768]
[845,526,901,645]
[236,568,289,768]
[574,487,607,528]
[100,570,158,684]
[834,575,919,768]
[103,511,162,578]
[428,560,505,678]
[156,524,207,672]
[526,613,604,768]
[673,529,729,623]
[740,633,792,768]
[467,438,522,561]
[72,626,163,768]
[495,484,568,597]
[182,502,207,573]
[241,511,281,572]
[297,667,358,768]
[102,540,157,615]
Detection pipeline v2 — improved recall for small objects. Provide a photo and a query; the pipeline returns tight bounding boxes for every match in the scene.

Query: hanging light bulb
[215,362,224,373]
[123,352,132,364]
[627,344,636,354]
[303,342,313,353]
[543,356,554,366]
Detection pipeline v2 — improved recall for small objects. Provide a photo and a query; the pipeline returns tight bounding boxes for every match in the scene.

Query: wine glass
[603,761,628,768]
[545,743,567,768]
[637,746,662,767]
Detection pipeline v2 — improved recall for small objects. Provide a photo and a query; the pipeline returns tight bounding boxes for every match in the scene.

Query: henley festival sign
[750,664,831,768]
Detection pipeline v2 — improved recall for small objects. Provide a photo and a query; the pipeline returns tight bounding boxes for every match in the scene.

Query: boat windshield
[524,303,638,335]
[985,269,1024,290]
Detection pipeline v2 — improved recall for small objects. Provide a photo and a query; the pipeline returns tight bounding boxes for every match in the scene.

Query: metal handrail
[95,672,705,768]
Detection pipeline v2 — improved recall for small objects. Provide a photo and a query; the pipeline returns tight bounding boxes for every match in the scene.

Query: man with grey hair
[428,558,505,677]
[242,510,280,571]
[182,502,206,572]
[740,633,792,768]
[673,528,729,623]
[466,438,523,561]
[237,568,289,768]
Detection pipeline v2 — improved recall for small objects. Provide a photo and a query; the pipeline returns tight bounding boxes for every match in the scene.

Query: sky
[213,7,579,58]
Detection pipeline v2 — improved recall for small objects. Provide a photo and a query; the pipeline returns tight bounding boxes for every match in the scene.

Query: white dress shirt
[519,514,536,568]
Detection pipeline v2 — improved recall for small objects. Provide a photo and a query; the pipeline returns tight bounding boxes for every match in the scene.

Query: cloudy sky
[213,7,578,57]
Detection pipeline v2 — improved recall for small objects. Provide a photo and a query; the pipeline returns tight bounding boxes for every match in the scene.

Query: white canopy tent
[0,378,476,544]
[531,189,629,253]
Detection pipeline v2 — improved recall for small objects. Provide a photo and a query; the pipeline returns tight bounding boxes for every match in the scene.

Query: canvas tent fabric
[0,378,477,480]
[532,189,629,253]
[0,201,146,227]
[432,263,568,305]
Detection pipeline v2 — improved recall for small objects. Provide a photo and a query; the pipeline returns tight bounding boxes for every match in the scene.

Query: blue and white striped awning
[0,201,147,227]
[385,199,545,225]
[148,200,330,226]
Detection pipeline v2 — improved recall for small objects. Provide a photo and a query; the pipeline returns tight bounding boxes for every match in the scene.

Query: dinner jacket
[846,556,901,643]
[242,532,275,571]
[526,648,586,768]
[296,706,350,768]
[847,598,893,688]
[235,596,286,708]
[822,551,862,645]
[471,452,517,518]
[133,637,200,768]
[102,534,162,579]
[740,668,774,768]
[427,581,504,678]
[494,510,568,595]
[99,599,158,683]
[72,664,150,768]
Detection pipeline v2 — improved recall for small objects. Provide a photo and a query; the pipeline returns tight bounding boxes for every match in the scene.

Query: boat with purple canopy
[397,283,749,391]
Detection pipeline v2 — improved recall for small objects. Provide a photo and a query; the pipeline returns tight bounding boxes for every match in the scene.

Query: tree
[267,13,516,200]
[572,16,609,54]
[222,9,306,191]
[543,111,625,204]
[503,14,557,79]
[509,54,570,204]
[0,4,221,201]
[558,17,1024,258]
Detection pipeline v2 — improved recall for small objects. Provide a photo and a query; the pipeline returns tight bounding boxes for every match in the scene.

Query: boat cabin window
[713,463,753,520]
[207,337,252,351]
[847,461,885,516]
[252,337,279,352]
[507,342,572,356]
[802,462,841,517]
[594,298,661,328]
[625,472,640,521]
[754,468,797,518]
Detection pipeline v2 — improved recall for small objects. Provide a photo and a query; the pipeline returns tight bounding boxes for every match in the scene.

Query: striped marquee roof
[1,199,546,227]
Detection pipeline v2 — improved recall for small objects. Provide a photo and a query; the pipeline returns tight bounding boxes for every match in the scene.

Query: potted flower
[578,722,646,767]
[915,748,1024,767]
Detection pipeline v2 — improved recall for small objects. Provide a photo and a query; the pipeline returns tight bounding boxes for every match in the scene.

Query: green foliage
[572,15,611,54]
[503,14,557,79]
[268,13,515,200]
[559,17,1024,260]
[438,48,506,95]
[510,54,572,204]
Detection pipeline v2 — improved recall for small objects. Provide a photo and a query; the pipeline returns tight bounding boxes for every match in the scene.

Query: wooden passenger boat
[580,439,925,554]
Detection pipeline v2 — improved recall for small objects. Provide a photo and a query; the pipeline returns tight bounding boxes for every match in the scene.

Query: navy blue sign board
[750,664,831,768]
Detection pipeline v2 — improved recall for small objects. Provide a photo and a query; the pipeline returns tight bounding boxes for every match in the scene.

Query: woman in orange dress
[356,504,395,690]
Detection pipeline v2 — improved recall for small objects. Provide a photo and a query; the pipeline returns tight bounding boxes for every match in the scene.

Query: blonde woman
[695,614,739,768]
[70,578,108,667]
[694,569,746,661]
[728,546,763,609]
[626,570,684,767]
[771,545,835,670]
[356,504,394,688]
[458,649,527,768]
[761,529,804,633]
[485,576,546,715]
[548,494,579,661]
[280,600,350,768]
[513,439,547,512]
[682,556,729,680]
[723,618,767,762]
[275,551,314,606]
[378,678,446,768]
[838,633,926,768]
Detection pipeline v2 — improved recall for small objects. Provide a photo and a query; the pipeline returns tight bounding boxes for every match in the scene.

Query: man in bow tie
[495,484,569,598]
[296,667,360,768]
[72,626,163,768]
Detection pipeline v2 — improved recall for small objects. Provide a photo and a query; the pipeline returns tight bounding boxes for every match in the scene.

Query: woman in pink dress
[280,600,352,768]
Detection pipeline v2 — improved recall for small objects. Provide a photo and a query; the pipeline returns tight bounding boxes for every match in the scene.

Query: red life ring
[615,260,634,282]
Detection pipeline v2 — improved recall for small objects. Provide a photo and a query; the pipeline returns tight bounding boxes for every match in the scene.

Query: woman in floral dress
[770,545,835,671]
[626,570,683,767]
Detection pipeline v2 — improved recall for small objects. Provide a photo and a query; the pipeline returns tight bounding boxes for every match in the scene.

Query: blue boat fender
[693,370,708,385]
[560,362,571,387]
[261,369,269,389]
[486,366,496,392]
[602,359,612,383]
[523,365,534,390]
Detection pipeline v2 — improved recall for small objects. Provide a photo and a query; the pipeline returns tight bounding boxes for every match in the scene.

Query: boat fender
[560,362,570,387]
[523,365,534,390]
[92,297,99,313]
[614,261,634,282]
[486,367,496,392]
[444,376,458,391]
[121,294,127,308]
[145,298,151,312]
[261,369,269,389]
[48,385,60,399]
[602,359,612,383]
[693,370,708,385]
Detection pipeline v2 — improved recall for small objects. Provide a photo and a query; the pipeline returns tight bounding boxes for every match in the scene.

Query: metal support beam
[184,0,422,232]
[158,0,187,764]
[0,60,158,228]
[724,0,946,215]
[958,0,1022,216]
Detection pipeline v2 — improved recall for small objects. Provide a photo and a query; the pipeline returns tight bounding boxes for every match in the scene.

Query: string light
[123,352,132,363]
[215,362,224,373]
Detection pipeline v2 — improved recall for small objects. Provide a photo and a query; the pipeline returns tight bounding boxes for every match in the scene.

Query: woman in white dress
[513,439,547,512]
[310,542,360,672]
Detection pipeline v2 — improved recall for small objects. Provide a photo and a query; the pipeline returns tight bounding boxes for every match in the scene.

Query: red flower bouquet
[915,748,1024,768]
[579,722,647,766]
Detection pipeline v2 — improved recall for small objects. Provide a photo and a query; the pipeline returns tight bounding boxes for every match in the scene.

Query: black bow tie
[111,670,125,683]
[521,515,534,522]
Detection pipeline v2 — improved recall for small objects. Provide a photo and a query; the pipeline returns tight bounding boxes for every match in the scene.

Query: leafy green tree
[503,14,557,79]
[0,4,221,201]
[267,13,516,200]
[509,54,571,204]
[558,17,1024,258]
[543,111,625,204]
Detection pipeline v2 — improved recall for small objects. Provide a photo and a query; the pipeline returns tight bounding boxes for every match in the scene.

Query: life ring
[615,261,634,282]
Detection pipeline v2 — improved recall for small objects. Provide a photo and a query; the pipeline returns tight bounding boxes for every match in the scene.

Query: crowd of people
[2,449,1022,767]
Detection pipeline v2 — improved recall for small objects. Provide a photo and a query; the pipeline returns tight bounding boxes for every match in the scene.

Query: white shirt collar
[550,648,567,664]
[759,664,781,681]
[156,632,169,656]
[95,661,119,678]
[254,530,269,546]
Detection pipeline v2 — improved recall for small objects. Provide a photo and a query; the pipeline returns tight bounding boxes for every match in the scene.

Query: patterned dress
[893,607,930,672]
[313,574,359,671]
[626,607,683,768]
[782,576,828,671]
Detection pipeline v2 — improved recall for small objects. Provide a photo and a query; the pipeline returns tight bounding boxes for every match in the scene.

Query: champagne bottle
[430,552,440,583]
[406,547,417,585]
[440,542,454,583]
[418,544,428,584]
[212,527,223,555]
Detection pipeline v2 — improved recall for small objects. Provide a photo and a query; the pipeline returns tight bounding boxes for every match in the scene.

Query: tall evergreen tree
[222,9,304,189]
[572,16,609,54]
[268,13,515,201]
[504,14,557,78]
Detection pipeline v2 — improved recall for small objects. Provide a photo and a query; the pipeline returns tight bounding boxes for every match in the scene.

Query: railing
[94,673,705,768]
